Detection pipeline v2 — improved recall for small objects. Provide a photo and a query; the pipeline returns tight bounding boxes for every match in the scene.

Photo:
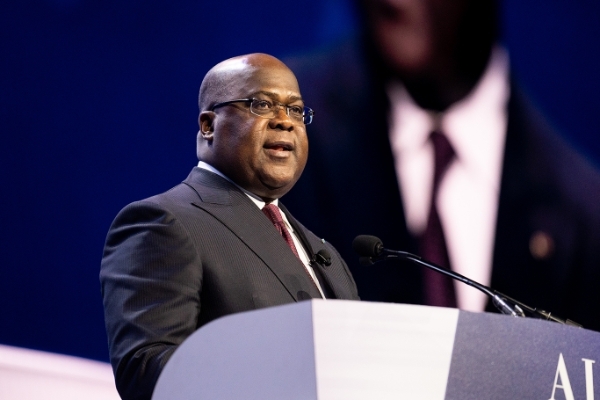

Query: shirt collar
[196,161,279,209]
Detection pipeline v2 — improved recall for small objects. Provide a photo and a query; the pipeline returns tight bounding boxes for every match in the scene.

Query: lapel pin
[529,230,555,260]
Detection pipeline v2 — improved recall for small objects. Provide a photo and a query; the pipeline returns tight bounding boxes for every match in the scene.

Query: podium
[152,300,600,399]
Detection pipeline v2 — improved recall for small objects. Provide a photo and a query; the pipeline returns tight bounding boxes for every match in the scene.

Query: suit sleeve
[100,200,202,400]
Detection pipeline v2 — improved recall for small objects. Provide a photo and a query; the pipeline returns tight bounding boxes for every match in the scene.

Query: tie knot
[430,130,455,185]
[262,203,284,225]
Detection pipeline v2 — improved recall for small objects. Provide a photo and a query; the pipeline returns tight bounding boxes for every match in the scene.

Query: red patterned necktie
[419,130,457,307]
[262,204,300,259]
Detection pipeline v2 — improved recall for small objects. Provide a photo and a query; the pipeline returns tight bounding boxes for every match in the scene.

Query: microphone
[353,235,419,266]
[352,235,384,258]
[352,235,581,326]
[314,249,332,266]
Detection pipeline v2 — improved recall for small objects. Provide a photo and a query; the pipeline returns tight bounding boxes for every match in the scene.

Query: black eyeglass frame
[209,98,314,125]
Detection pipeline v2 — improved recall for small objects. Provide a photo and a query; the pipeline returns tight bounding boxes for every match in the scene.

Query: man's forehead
[223,63,299,93]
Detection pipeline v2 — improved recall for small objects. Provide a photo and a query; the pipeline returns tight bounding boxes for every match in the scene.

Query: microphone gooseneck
[353,235,581,327]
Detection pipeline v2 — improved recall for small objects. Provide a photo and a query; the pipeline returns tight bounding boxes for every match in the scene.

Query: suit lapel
[183,168,323,301]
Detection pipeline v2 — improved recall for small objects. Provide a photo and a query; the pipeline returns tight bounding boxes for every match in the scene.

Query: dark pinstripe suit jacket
[100,167,359,400]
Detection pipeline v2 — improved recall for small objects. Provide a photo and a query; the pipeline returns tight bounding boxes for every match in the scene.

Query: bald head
[198,53,294,112]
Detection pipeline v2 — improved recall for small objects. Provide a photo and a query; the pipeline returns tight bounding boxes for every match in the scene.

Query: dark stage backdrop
[1,0,599,363]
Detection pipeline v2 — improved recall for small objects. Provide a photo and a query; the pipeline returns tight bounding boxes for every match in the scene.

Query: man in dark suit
[283,0,600,330]
[100,53,359,400]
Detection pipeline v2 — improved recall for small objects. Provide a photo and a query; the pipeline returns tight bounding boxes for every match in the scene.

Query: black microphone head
[315,249,332,266]
[353,235,384,257]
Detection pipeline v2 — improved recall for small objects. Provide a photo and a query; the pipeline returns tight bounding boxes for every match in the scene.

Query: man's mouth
[264,142,294,152]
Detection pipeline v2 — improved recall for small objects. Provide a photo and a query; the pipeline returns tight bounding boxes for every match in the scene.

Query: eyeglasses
[210,98,314,125]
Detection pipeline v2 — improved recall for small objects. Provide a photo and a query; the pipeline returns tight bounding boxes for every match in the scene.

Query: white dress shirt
[387,47,510,311]
[197,161,326,298]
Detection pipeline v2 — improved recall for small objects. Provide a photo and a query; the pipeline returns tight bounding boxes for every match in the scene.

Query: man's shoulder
[129,167,234,207]
[109,168,216,222]
[106,184,194,232]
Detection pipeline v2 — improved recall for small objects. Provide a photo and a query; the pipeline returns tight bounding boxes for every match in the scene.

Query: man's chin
[256,178,296,201]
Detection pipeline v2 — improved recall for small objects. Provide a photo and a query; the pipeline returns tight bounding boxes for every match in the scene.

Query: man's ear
[199,111,215,140]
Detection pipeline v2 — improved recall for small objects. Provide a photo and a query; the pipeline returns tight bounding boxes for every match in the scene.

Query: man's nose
[269,107,294,131]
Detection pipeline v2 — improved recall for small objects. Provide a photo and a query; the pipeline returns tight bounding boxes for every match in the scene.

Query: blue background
[1,0,599,363]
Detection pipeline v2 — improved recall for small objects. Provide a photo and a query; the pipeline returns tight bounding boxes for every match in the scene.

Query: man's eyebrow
[251,91,303,103]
